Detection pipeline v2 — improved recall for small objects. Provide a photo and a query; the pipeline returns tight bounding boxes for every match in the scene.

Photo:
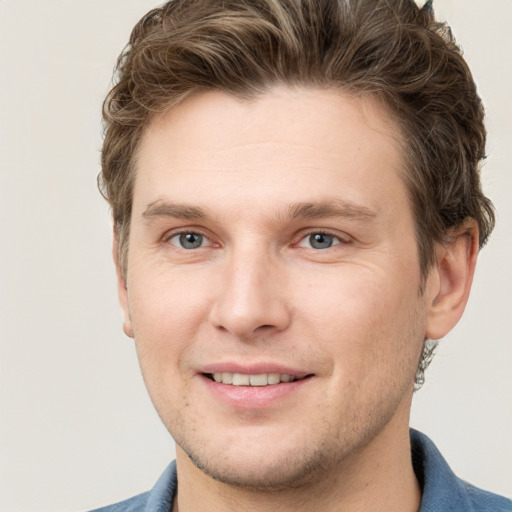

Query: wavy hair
[100,0,495,387]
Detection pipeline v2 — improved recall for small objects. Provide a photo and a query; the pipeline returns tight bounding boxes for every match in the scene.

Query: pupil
[180,233,202,249]
[310,233,333,249]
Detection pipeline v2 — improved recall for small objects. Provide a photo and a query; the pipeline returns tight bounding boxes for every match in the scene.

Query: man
[93,0,511,510]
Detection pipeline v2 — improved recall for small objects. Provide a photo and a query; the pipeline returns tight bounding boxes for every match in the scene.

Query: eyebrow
[285,200,377,221]
[141,199,377,223]
[142,201,207,221]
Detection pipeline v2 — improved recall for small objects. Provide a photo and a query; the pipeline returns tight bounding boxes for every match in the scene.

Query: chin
[183,442,332,491]
[172,421,337,491]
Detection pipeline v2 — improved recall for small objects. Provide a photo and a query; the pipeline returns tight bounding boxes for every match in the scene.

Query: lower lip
[201,375,311,409]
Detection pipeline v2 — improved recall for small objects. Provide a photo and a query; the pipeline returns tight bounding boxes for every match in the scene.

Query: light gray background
[0,1,510,511]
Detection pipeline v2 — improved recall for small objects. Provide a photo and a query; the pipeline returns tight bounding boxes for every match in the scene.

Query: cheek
[128,276,205,421]
[295,265,403,332]
[127,269,212,374]
[295,266,424,372]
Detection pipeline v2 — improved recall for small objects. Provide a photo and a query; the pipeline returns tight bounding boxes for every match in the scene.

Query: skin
[116,87,478,512]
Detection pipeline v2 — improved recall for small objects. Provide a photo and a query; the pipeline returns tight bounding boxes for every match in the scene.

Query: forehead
[134,86,407,220]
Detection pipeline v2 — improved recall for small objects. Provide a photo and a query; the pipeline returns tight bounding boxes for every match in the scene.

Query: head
[100,0,494,279]
[99,0,493,493]
[100,0,494,389]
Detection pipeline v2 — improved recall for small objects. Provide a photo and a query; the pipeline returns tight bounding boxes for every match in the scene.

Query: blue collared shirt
[90,430,511,511]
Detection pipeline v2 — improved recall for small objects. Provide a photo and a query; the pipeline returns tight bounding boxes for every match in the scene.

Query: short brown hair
[100,0,494,280]
[100,0,494,385]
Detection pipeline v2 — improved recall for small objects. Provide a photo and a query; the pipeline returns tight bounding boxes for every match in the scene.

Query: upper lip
[199,362,312,379]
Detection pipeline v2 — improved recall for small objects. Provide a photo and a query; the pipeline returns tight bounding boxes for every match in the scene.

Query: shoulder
[462,481,512,512]
[86,461,177,512]
[411,429,512,512]
[88,492,150,512]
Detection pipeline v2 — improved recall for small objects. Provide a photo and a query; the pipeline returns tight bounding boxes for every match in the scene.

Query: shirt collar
[411,429,475,511]
[142,431,508,512]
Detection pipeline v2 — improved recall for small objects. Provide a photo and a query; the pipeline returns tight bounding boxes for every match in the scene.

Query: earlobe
[113,230,134,339]
[425,220,479,340]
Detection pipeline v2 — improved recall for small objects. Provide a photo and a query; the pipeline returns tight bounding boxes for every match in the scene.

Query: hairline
[115,84,436,290]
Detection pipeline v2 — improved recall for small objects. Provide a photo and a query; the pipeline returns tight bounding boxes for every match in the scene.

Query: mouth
[204,372,313,387]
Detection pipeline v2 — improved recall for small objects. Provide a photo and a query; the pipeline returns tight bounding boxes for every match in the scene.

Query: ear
[113,228,134,338]
[425,219,479,340]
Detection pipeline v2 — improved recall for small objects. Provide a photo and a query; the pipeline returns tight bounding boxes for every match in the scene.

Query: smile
[207,372,305,386]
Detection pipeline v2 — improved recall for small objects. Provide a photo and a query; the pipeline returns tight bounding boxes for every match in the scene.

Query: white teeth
[232,373,250,386]
[249,374,267,386]
[267,373,280,385]
[221,372,233,384]
[210,372,299,386]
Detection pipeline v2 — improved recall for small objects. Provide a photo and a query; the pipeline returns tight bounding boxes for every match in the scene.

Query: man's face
[120,87,437,488]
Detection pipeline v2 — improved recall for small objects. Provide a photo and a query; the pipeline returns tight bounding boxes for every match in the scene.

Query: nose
[208,246,291,340]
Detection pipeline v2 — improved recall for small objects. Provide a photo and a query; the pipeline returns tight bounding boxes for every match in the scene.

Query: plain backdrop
[0,1,511,511]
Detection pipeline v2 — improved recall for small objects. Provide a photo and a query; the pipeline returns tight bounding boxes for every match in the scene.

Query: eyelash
[295,230,351,250]
[166,231,213,250]
[164,229,351,251]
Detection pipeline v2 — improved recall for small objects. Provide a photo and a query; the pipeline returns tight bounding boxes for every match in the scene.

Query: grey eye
[170,232,206,249]
[308,233,336,249]
[297,232,342,249]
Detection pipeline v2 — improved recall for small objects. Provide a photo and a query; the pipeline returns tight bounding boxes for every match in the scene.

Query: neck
[173,418,421,512]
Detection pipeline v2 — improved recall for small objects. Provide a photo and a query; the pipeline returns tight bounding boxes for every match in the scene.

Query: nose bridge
[209,240,289,338]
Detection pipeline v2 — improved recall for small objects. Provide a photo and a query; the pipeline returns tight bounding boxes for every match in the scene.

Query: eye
[168,232,209,249]
[297,232,342,250]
